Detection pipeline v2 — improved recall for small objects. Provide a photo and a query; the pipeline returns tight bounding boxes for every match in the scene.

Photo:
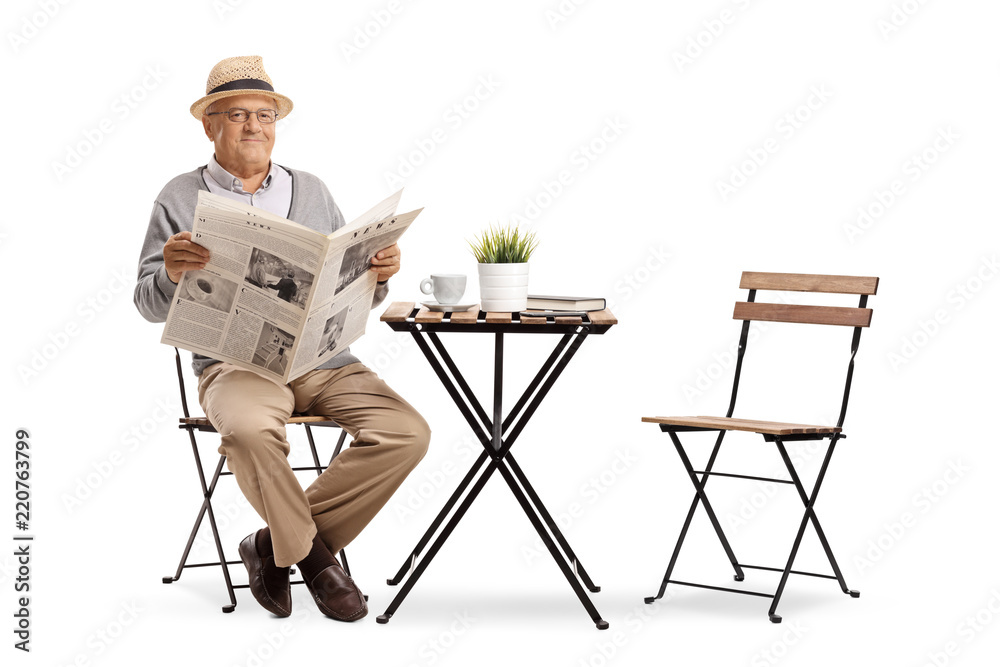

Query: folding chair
[642,272,877,623]
[161,348,352,613]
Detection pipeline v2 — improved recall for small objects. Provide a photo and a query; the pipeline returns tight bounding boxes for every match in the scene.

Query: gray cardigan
[134,165,388,376]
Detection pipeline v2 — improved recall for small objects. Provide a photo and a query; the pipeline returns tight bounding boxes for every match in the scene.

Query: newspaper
[161,189,421,383]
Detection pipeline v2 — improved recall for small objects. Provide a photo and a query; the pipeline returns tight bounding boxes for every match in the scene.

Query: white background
[3,1,998,665]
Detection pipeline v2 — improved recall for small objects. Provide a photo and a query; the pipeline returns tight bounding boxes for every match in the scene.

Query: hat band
[208,78,275,95]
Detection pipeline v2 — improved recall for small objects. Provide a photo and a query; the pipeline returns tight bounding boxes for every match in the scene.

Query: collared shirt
[203,155,293,218]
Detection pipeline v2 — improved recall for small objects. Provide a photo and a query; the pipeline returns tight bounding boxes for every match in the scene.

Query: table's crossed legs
[376,329,609,629]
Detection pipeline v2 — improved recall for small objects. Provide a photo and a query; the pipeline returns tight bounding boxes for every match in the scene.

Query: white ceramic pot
[477,262,529,312]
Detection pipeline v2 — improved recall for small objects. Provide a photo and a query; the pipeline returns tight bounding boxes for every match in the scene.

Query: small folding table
[375,302,617,629]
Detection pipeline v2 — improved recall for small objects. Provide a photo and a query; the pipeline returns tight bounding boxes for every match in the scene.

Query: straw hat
[189,55,293,120]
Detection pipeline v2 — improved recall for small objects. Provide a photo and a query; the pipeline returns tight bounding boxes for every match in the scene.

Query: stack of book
[523,295,606,314]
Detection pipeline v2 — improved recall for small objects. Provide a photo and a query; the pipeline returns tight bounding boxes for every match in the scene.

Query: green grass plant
[468,224,538,263]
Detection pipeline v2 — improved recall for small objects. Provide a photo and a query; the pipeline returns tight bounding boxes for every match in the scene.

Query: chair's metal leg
[809,515,857,595]
[169,421,352,613]
[766,502,810,623]
[767,435,858,623]
[795,438,855,595]
[304,423,324,473]
[304,424,356,577]
[163,451,225,584]
[670,431,744,580]
[645,429,741,603]
[330,429,348,462]
[187,434,237,612]
[203,495,238,611]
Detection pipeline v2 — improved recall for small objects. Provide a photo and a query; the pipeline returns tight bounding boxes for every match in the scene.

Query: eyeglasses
[205,108,278,124]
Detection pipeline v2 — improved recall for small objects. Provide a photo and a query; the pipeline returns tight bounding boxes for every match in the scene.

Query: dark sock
[257,526,275,560]
[297,534,336,581]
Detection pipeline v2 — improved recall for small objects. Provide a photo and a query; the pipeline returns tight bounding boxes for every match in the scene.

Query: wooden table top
[380,302,617,334]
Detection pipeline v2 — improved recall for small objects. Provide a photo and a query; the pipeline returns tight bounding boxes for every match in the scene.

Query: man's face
[202,93,277,175]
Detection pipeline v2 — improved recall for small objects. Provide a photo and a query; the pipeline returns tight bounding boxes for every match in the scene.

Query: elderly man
[134,56,430,621]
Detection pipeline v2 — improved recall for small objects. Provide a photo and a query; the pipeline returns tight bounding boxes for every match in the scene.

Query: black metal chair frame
[161,348,350,613]
[644,275,876,623]
[376,312,615,629]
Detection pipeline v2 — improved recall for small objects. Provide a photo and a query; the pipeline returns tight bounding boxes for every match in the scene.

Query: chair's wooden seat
[180,415,336,430]
[641,416,842,436]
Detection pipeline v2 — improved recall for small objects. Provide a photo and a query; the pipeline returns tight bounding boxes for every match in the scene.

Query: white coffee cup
[420,274,466,305]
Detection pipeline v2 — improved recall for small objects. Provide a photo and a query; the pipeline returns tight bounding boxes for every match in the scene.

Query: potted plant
[468,223,538,312]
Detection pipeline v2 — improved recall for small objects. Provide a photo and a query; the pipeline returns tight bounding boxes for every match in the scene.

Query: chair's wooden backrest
[733,272,878,327]
[726,272,879,428]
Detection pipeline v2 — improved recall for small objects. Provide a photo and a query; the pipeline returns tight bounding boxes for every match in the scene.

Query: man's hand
[370,243,401,283]
[164,231,211,283]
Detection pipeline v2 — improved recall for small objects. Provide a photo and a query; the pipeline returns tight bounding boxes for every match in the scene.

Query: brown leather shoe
[238,530,291,617]
[303,558,367,621]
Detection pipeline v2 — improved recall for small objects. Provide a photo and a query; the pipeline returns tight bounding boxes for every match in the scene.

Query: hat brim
[190,90,293,120]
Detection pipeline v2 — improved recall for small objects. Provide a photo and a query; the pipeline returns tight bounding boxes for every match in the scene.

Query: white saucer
[421,301,478,313]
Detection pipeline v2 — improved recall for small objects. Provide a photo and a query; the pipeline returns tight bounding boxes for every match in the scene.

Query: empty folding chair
[642,272,877,622]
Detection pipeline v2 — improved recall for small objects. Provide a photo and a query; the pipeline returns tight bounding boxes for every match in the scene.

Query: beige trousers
[198,361,430,567]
